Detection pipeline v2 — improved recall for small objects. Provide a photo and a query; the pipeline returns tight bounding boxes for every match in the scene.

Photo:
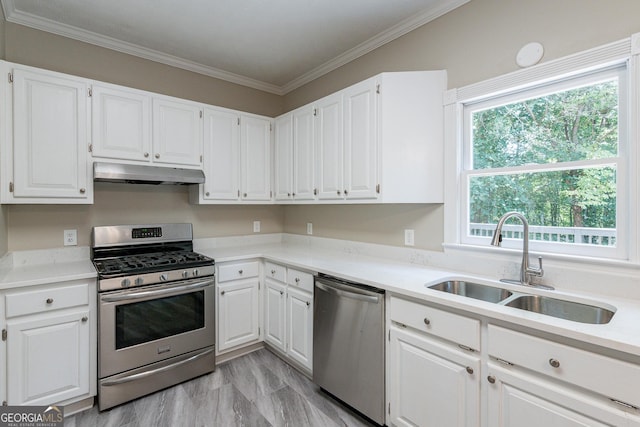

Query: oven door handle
[100,279,214,302]
[101,348,214,386]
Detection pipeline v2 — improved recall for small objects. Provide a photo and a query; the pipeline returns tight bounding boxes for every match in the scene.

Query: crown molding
[1,0,468,96]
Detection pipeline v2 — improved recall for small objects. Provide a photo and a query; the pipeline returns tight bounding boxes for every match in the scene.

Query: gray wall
[4,0,640,251]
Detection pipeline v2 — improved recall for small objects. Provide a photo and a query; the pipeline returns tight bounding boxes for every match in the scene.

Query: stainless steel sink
[504,295,615,324]
[428,280,513,303]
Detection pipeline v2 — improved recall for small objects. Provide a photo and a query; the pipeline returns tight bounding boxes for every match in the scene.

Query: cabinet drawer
[389,295,480,351]
[217,261,260,282]
[287,269,314,293]
[5,282,90,318]
[488,324,640,407]
[264,262,286,283]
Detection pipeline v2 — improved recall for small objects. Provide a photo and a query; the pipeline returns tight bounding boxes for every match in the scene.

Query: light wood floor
[66,348,378,426]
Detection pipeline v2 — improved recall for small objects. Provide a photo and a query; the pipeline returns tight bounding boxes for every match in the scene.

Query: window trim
[443,34,639,264]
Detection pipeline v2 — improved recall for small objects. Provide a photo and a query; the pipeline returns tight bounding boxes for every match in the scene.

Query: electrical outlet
[404,229,415,246]
[64,229,77,246]
[307,223,313,235]
[253,221,261,233]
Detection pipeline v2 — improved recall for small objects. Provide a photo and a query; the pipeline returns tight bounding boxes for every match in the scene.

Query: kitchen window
[459,64,629,260]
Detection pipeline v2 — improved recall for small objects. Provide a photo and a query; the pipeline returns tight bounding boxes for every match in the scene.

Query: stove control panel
[132,227,163,239]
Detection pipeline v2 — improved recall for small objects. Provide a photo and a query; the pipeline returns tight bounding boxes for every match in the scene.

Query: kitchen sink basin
[428,280,513,303]
[504,295,615,324]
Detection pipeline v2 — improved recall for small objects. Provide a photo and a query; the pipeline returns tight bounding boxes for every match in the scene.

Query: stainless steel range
[92,223,215,411]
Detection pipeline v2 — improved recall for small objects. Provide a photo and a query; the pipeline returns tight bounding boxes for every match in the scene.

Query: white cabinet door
[203,107,240,200]
[240,115,271,201]
[12,68,90,201]
[217,279,260,352]
[315,92,344,200]
[487,364,640,427]
[292,106,315,200]
[388,325,480,427]
[92,84,151,162]
[343,77,378,200]
[264,279,286,352]
[286,286,313,371]
[274,113,293,200]
[6,310,90,405]
[152,97,202,166]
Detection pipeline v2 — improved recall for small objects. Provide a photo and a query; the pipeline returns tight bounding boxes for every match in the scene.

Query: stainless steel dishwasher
[313,274,385,425]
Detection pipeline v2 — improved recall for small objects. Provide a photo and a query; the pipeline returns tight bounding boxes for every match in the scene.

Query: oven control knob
[182,271,189,279]
[135,277,144,286]
[121,278,131,287]
[192,269,200,277]
[159,274,169,282]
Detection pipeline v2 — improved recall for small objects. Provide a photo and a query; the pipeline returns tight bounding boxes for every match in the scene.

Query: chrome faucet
[490,212,550,288]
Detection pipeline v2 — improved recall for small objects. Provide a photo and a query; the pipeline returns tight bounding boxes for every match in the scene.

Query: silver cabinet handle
[79,188,86,194]
[144,152,149,158]
[487,375,496,384]
[81,316,88,323]
[423,318,430,326]
[315,280,381,303]
[46,298,54,304]
[466,366,474,375]
[549,358,560,368]
[155,153,160,159]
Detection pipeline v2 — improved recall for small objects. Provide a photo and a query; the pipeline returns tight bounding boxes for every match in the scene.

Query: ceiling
[0,0,468,95]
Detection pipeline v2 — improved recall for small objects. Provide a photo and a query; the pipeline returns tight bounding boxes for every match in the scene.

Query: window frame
[442,35,640,264]
[460,66,628,260]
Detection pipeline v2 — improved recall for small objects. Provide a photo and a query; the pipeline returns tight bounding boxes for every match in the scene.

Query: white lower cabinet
[487,363,640,427]
[263,262,314,372]
[387,295,480,427]
[1,280,96,407]
[216,260,261,353]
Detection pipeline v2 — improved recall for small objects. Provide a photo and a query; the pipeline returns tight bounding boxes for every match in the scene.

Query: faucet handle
[531,256,544,277]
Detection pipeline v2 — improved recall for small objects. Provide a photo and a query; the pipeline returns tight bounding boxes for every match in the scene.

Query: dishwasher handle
[315,279,382,304]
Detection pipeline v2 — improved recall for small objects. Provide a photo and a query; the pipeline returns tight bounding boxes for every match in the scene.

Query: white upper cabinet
[2,65,92,203]
[274,113,293,200]
[240,115,272,201]
[91,83,202,168]
[152,97,203,166]
[202,107,240,200]
[343,78,378,200]
[190,110,273,204]
[274,104,315,202]
[91,84,151,162]
[315,92,343,200]
[278,70,446,204]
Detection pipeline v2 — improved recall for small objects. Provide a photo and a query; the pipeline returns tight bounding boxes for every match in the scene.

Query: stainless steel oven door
[99,277,215,379]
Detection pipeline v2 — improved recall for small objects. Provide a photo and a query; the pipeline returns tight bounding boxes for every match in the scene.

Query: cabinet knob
[155,153,160,159]
[292,192,296,197]
[549,358,561,368]
[221,290,226,296]
[144,152,149,158]
[306,301,310,307]
[238,269,243,275]
[466,366,474,375]
[423,318,430,326]
[46,298,54,304]
[271,269,276,275]
[487,375,496,384]
[79,188,86,194]
[280,290,284,295]
[344,189,348,195]
[205,192,210,197]
[337,190,341,195]
[243,193,247,197]
[287,193,291,197]
[81,316,88,323]
[295,277,300,283]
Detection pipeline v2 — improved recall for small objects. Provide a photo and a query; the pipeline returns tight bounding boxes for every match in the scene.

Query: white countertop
[0,238,638,360]
[200,241,640,359]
